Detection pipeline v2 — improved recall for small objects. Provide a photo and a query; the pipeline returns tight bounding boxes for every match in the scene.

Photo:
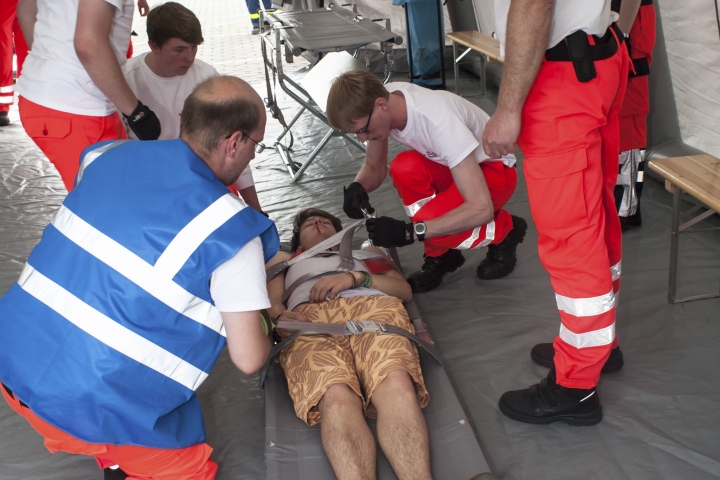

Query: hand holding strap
[343,182,375,219]
[366,216,414,248]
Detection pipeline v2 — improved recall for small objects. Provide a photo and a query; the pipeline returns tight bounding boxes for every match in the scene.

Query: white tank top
[493,0,616,57]
[285,254,386,311]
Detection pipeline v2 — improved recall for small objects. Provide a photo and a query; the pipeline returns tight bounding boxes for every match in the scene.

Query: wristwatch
[413,221,427,241]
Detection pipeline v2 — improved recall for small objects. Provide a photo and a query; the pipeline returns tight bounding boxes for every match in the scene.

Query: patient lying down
[266,208,432,480]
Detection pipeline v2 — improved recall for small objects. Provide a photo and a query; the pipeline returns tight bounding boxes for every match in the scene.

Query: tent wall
[647,0,720,160]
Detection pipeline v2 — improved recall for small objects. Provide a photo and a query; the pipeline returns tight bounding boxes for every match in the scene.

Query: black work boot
[103,466,128,480]
[407,249,465,293]
[476,215,527,280]
[530,343,624,373]
[0,111,9,127]
[620,210,642,231]
[499,368,602,426]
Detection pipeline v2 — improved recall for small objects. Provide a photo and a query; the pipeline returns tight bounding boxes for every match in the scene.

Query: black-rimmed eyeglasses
[353,108,374,135]
[226,131,266,154]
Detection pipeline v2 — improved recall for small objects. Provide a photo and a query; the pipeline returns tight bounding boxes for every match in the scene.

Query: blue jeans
[247,0,273,27]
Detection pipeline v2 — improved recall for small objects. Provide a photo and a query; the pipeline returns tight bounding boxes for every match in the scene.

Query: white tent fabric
[659,0,720,158]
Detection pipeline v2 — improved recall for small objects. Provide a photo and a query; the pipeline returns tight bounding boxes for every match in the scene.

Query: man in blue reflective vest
[0,75,279,479]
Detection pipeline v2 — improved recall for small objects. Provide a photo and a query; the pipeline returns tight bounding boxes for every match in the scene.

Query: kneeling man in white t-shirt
[326,71,527,293]
[124,2,263,211]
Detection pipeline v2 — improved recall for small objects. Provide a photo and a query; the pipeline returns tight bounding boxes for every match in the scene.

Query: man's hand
[274,310,311,339]
[137,0,149,16]
[367,216,414,248]
[343,182,374,219]
[482,108,521,159]
[309,273,356,303]
[123,100,161,140]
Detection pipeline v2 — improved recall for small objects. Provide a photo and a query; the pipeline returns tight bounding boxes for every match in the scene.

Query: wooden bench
[648,154,720,303]
[446,31,503,96]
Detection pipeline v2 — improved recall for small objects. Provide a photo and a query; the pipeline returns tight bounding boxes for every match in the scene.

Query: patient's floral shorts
[279,295,429,426]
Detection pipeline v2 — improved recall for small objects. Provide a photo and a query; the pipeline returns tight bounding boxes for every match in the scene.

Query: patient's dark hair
[291,208,343,252]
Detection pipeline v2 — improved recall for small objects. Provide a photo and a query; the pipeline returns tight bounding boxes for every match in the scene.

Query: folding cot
[260,5,402,183]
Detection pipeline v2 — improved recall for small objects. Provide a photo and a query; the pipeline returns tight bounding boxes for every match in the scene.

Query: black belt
[545,23,625,82]
[2,382,28,408]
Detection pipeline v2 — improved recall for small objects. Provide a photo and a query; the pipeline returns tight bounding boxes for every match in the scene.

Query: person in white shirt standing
[483,0,630,426]
[15,0,161,192]
[123,2,263,212]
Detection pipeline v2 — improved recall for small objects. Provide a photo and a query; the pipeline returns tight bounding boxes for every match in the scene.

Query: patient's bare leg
[319,383,376,480]
[371,370,432,480]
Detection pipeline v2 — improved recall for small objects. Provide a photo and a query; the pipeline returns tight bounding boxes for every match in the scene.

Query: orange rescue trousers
[18,96,127,192]
[518,36,630,389]
[389,150,517,257]
[2,385,218,479]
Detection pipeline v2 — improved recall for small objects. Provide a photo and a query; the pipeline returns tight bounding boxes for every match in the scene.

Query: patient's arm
[308,247,412,303]
[266,251,310,339]
[361,246,412,302]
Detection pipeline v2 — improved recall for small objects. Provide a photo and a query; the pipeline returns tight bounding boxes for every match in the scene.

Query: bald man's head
[180,75,265,159]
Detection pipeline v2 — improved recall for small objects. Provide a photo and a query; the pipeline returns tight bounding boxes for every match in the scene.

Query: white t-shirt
[494,0,616,57]
[210,237,270,312]
[123,54,218,140]
[123,54,254,189]
[16,0,134,116]
[387,83,516,169]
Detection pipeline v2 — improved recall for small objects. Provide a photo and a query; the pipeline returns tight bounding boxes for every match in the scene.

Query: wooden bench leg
[668,186,720,303]
[480,54,487,96]
[453,41,459,95]
[668,186,681,303]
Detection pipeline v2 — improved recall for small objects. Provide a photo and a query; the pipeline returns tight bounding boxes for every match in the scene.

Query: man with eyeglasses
[326,71,527,293]
[0,75,279,479]
[123,2,264,212]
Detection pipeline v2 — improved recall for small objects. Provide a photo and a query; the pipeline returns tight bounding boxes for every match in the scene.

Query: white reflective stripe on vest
[52,205,226,336]
[154,194,246,278]
[0,85,13,93]
[0,97,13,104]
[404,194,436,217]
[558,323,615,349]
[76,140,129,185]
[455,220,495,250]
[611,260,621,282]
[555,289,615,317]
[18,264,209,391]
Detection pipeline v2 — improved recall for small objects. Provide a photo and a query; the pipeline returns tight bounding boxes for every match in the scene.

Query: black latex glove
[343,182,375,219]
[123,100,161,140]
[366,216,414,248]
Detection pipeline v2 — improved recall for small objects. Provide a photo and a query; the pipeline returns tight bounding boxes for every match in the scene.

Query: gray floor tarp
[1,72,720,479]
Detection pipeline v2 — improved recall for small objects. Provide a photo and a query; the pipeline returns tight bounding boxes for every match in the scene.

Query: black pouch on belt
[565,30,596,82]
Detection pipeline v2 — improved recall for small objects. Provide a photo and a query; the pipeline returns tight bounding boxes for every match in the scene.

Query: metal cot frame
[259,5,401,183]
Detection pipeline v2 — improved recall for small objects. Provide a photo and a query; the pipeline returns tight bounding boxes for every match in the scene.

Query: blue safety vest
[0,139,279,449]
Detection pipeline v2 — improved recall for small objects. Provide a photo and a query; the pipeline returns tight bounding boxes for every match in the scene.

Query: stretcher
[262,219,494,479]
[259,5,402,183]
